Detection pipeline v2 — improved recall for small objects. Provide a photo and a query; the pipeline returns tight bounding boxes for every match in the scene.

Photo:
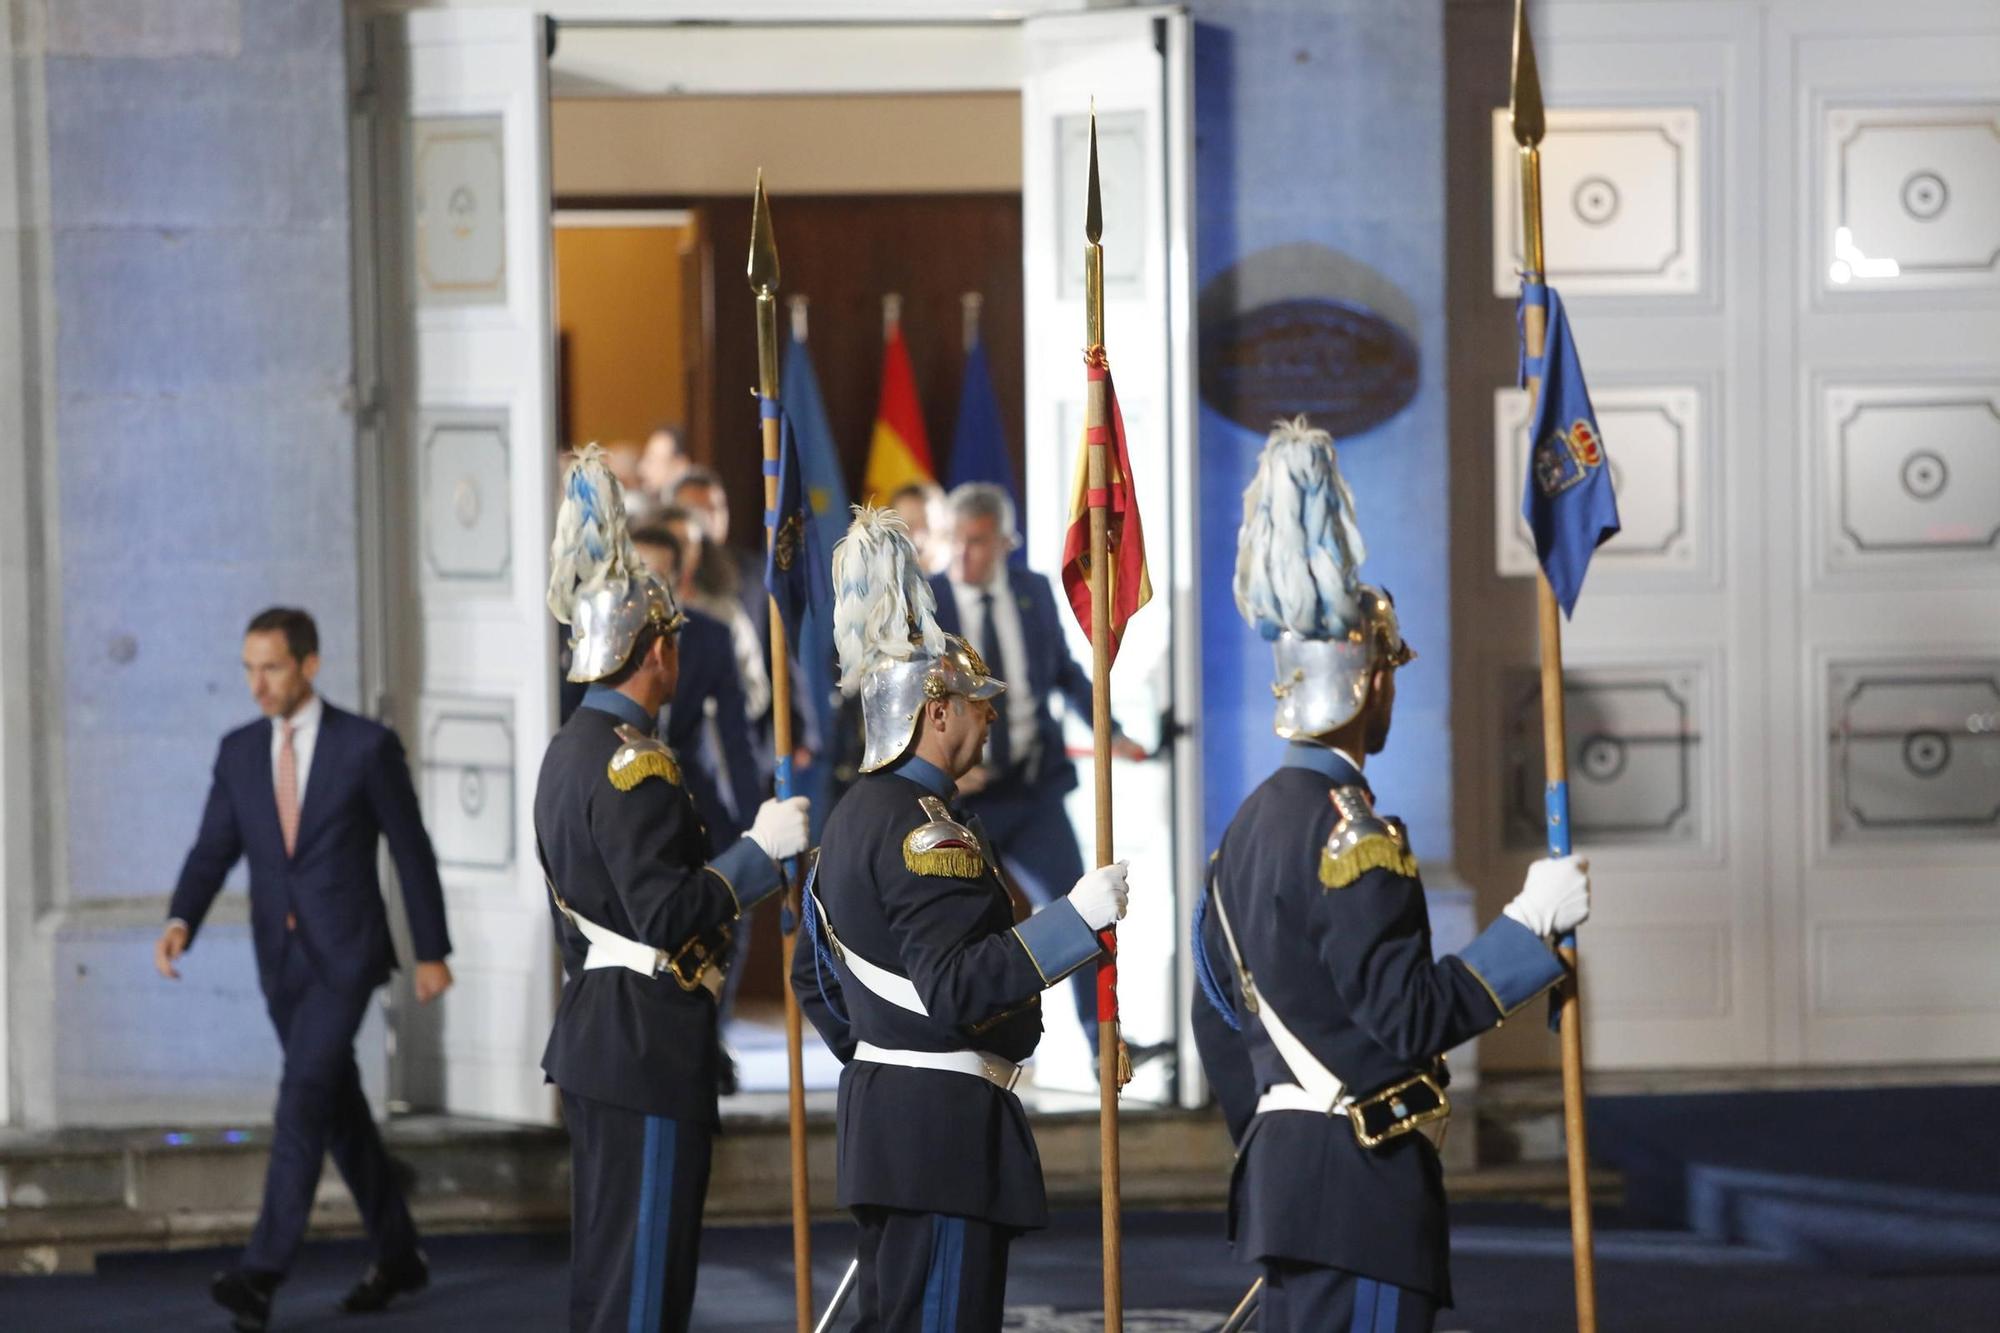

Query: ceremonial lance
[1058,105,1156,1333]
[1511,5,1607,1328]
[747,171,815,1333]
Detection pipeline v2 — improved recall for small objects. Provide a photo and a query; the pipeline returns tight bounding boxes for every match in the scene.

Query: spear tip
[1509,0,1545,148]
[747,168,779,294]
[1084,103,1103,245]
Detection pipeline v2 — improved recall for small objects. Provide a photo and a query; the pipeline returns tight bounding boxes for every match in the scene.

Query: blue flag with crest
[778,334,845,834]
[1519,282,1619,616]
[762,398,832,654]
[947,337,1026,566]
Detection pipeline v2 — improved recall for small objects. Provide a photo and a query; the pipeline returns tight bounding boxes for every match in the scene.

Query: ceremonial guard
[792,509,1130,1331]
[536,448,810,1333]
[1191,419,1591,1332]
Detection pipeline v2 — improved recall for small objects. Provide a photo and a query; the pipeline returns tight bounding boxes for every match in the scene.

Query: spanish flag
[861,321,935,504]
[1060,347,1151,664]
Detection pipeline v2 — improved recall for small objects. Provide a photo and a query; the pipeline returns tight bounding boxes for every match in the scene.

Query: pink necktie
[276,718,300,857]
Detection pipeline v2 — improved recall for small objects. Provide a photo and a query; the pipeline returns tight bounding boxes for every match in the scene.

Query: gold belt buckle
[1346,1070,1451,1149]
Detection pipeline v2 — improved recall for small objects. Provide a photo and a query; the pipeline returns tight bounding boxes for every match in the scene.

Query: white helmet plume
[547,444,644,626]
[831,506,947,689]
[1233,416,1367,641]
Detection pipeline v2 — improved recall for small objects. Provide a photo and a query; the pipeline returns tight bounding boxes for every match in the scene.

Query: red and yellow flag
[1060,348,1151,663]
[861,322,935,504]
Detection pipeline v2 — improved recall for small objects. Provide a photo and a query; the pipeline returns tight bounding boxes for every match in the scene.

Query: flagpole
[1511,7,1599,1329]
[1082,107,1126,1333]
[749,170,815,1333]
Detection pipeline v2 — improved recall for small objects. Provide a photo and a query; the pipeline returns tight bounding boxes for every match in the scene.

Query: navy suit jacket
[928,567,1097,796]
[169,701,451,998]
[663,607,762,849]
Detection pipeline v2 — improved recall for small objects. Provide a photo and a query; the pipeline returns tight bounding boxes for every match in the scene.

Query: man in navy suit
[930,483,1149,1057]
[155,608,451,1332]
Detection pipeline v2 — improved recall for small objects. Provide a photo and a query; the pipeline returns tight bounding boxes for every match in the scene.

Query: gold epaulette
[607,724,681,792]
[903,796,986,878]
[1319,784,1419,889]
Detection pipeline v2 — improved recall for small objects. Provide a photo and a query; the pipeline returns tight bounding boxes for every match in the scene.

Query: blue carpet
[1590,1084,2000,1274]
[7,1207,2000,1331]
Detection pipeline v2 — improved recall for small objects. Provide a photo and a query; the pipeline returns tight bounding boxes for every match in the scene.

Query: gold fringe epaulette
[902,795,987,878]
[1320,783,1418,888]
[1319,834,1419,889]
[607,724,681,791]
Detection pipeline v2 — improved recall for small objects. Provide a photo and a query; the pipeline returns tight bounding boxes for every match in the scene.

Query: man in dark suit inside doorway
[154,607,452,1332]
[929,483,1149,1057]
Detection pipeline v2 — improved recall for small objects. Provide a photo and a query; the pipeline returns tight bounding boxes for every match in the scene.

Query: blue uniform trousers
[243,936,418,1276]
[852,1206,1013,1333]
[959,781,1096,1051]
[561,1091,713,1333]
[1261,1261,1437,1333]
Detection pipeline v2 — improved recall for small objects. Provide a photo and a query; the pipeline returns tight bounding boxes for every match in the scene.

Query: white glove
[745,796,811,863]
[1066,861,1130,931]
[1502,854,1590,940]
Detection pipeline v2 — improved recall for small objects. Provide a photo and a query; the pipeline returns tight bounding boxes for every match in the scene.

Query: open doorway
[358,6,1196,1125]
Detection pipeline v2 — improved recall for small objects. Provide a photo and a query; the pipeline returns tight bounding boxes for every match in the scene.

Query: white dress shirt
[273,693,325,809]
[949,572,1037,768]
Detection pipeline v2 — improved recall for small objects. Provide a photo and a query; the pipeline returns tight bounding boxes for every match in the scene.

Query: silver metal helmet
[547,444,687,683]
[1270,585,1413,740]
[1235,417,1414,741]
[858,635,1006,773]
[565,570,686,683]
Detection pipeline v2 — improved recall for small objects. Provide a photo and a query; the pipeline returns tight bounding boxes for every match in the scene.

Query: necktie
[276,718,301,857]
[979,590,1012,774]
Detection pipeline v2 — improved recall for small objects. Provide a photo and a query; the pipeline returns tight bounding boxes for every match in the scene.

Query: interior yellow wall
[553,222,689,449]
[552,94,1023,197]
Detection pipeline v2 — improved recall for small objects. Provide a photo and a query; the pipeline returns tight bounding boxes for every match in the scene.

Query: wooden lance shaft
[751,184,814,1332]
[1519,141,1600,1333]
[1085,218,1125,1333]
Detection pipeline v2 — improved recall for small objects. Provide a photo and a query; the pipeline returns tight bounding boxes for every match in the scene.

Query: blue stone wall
[42,1,359,1121]
[1191,0,1453,862]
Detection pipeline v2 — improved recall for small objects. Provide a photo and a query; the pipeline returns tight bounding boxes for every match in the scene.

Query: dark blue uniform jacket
[535,688,780,1124]
[1193,745,1564,1303]
[792,757,1101,1230]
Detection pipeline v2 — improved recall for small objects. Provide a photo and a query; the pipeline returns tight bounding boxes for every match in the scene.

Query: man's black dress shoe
[339,1250,429,1314]
[210,1268,278,1333]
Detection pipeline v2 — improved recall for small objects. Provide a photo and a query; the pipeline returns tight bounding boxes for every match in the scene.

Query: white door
[364,9,560,1123]
[1465,0,2000,1071]
[1764,4,2000,1064]
[1019,9,1203,1103]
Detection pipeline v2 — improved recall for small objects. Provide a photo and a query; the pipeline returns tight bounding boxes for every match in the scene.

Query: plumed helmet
[831,506,1005,772]
[547,445,686,683]
[1234,417,1412,739]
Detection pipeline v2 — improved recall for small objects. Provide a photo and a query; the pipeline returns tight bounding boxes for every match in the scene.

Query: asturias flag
[1059,348,1151,664]
[781,331,846,834]
[862,320,934,504]
[762,398,831,654]
[1519,282,1620,617]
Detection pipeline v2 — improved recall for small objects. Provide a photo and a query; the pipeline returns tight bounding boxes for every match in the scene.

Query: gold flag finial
[1085,103,1103,245]
[1509,0,1545,148]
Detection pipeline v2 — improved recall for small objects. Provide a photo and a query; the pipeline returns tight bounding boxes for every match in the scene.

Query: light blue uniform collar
[580,684,655,733]
[888,753,957,801]
[1282,741,1365,789]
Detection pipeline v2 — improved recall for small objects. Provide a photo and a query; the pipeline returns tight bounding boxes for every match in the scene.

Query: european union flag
[1519,283,1619,616]
[947,337,1026,566]
[781,334,846,818]
[763,397,831,653]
